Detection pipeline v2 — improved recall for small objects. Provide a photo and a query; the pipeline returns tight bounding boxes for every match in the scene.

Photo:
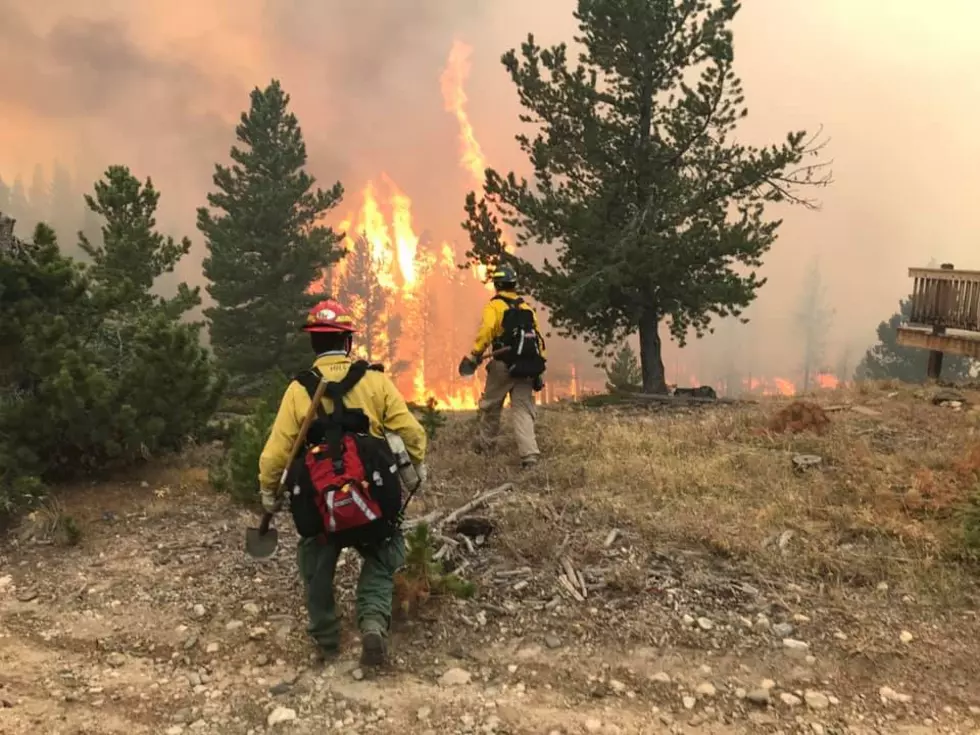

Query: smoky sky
[2,0,979,384]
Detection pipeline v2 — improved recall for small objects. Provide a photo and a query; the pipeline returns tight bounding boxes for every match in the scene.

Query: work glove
[414,462,428,487]
[260,487,280,513]
[458,355,479,377]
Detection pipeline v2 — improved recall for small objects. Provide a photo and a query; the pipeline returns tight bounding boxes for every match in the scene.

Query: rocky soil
[3,388,980,735]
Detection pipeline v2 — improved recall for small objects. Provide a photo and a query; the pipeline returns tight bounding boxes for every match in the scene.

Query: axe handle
[260,375,330,535]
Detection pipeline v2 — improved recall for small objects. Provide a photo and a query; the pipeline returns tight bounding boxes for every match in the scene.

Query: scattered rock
[439,668,472,686]
[351,668,364,681]
[248,627,268,640]
[879,686,912,704]
[609,679,627,694]
[106,652,126,668]
[205,643,220,654]
[804,690,830,710]
[165,727,183,735]
[650,672,671,684]
[779,692,802,707]
[696,617,714,631]
[191,604,206,619]
[584,719,603,733]
[695,682,716,697]
[746,689,771,707]
[783,638,810,657]
[225,620,244,631]
[267,706,297,727]
[545,634,562,649]
[772,623,794,638]
[417,706,431,721]
[270,682,292,696]
[15,588,38,603]
[900,630,914,644]
[682,696,696,710]
[242,603,260,617]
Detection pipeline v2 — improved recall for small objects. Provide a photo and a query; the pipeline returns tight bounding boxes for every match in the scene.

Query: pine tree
[856,297,976,383]
[79,165,198,316]
[338,234,387,362]
[605,343,642,393]
[796,258,834,392]
[0,176,10,212]
[199,79,345,393]
[28,164,49,225]
[49,162,80,249]
[463,0,830,393]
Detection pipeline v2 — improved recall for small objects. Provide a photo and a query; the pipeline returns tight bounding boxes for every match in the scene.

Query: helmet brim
[302,325,357,333]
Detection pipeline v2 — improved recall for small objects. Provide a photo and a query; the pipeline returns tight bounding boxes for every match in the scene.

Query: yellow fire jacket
[470,290,547,359]
[258,353,427,492]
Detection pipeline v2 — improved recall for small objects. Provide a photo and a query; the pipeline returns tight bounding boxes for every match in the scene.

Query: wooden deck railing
[907,264,980,332]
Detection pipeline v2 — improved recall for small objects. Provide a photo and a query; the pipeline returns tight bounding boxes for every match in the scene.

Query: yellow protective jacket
[258,353,427,492]
[470,290,547,359]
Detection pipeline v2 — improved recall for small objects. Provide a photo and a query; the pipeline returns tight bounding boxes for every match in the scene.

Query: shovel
[245,375,330,560]
[458,347,510,377]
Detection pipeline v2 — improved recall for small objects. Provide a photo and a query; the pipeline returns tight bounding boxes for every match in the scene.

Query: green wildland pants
[296,532,406,652]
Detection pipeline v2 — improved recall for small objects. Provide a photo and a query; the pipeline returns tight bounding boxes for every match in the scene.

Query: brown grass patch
[423,382,980,601]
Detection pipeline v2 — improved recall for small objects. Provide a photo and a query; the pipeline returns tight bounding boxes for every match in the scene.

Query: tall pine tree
[463,0,830,393]
[795,258,834,392]
[79,165,198,316]
[199,80,345,392]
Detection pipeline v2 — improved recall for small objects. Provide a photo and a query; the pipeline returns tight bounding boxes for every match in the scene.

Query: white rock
[165,728,183,735]
[682,696,696,710]
[225,620,244,631]
[206,643,220,654]
[192,604,206,619]
[804,690,830,710]
[899,630,914,644]
[243,603,260,617]
[417,706,431,721]
[439,667,472,686]
[609,679,626,693]
[249,627,268,640]
[695,682,716,697]
[779,692,802,707]
[650,672,671,684]
[584,718,603,732]
[761,678,777,690]
[783,638,809,651]
[681,614,695,627]
[879,686,912,704]
[696,617,714,631]
[0,576,11,589]
[267,706,297,726]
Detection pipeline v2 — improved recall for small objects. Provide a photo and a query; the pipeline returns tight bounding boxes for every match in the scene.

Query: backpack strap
[492,294,524,308]
[293,360,371,424]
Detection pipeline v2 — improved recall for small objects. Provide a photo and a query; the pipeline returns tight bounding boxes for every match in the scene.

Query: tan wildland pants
[476,360,539,461]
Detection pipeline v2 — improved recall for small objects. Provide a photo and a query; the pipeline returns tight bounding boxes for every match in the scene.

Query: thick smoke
[2,0,978,390]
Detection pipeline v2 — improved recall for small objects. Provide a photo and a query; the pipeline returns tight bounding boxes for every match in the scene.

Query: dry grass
[424,381,980,601]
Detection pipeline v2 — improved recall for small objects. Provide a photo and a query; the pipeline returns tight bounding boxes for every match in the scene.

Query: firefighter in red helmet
[258,298,427,667]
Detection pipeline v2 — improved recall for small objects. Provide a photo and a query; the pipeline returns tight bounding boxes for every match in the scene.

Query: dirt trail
[1,463,978,735]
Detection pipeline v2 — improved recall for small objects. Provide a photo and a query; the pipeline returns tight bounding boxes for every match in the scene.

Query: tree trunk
[638,311,668,394]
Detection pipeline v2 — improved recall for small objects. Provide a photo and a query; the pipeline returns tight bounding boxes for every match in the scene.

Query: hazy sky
[1,0,978,382]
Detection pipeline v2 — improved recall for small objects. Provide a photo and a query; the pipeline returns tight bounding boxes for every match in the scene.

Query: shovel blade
[245,526,279,559]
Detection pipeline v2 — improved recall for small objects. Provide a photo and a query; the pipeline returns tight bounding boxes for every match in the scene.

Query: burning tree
[336,234,409,378]
[199,79,345,394]
[463,0,831,393]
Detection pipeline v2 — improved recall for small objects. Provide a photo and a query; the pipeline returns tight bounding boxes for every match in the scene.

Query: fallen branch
[439,483,514,528]
[558,573,585,602]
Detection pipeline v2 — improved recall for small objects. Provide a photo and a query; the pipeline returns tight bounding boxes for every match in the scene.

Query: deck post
[925,263,954,380]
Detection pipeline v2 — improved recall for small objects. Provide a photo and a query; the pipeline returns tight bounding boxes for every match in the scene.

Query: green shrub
[208,378,284,505]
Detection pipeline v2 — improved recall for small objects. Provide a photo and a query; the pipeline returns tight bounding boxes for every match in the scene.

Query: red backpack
[285,361,404,547]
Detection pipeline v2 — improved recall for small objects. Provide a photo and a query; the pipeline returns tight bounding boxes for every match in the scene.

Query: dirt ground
[2,382,980,735]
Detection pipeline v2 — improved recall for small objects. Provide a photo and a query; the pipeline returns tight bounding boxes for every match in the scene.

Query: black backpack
[492,295,547,379]
[284,361,404,548]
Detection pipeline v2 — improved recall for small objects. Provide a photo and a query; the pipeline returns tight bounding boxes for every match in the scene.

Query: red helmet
[302,299,357,333]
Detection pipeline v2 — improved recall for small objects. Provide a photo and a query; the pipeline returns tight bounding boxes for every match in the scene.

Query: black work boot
[359,630,387,667]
